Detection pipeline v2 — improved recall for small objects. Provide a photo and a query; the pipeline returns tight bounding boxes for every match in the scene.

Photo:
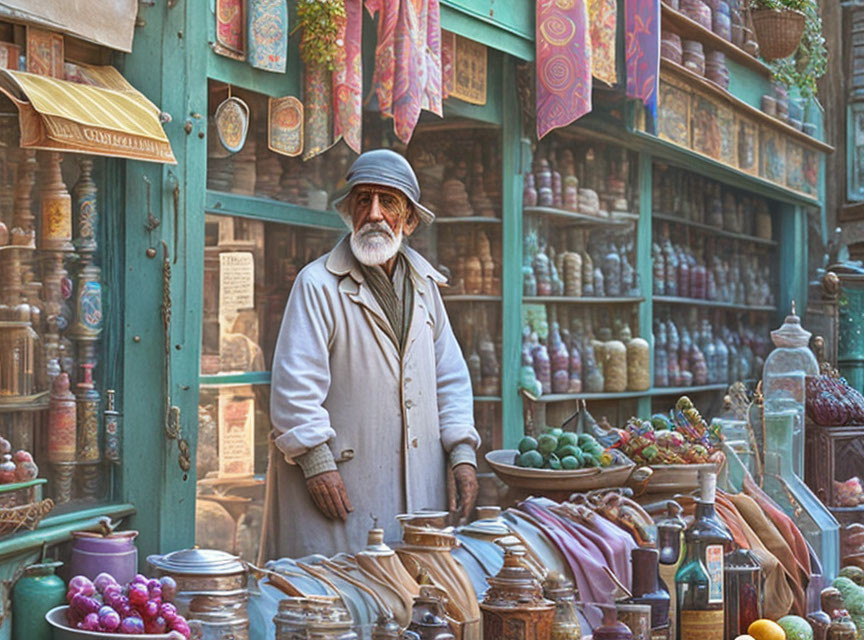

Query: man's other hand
[451,463,478,525]
[306,470,354,521]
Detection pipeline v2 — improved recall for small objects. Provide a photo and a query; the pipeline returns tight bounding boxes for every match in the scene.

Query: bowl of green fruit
[485,428,637,491]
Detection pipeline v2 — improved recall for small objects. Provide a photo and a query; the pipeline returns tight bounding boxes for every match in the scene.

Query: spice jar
[544,572,582,640]
[682,41,706,76]
[481,545,555,640]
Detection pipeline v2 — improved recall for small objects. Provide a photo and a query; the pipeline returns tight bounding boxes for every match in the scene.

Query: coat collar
[325,235,447,290]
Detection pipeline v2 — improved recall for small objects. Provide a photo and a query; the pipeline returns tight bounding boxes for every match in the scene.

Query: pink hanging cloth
[333,0,363,154]
[367,0,443,143]
[535,0,593,139]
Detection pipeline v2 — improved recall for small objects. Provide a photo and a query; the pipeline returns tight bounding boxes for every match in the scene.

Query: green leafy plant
[750,0,827,97]
[294,0,346,70]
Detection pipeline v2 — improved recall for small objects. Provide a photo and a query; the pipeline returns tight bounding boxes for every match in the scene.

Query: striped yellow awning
[0,68,176,164]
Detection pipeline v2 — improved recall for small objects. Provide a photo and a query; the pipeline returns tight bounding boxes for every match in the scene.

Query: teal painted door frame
[120,0,208,560]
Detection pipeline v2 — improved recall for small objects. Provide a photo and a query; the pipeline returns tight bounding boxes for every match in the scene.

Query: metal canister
[69,528,138,585]
[274,596,356,640]
[148,548,249,640]
[12,561,65,640]
[480,544,555,640]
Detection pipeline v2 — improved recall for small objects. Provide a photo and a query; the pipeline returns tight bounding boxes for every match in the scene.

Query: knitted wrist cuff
[449,443,478,469]
[294,443,338,478]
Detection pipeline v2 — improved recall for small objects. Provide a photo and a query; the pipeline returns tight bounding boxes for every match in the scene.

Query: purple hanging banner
[625,0,661,128]
[535,0,592,139]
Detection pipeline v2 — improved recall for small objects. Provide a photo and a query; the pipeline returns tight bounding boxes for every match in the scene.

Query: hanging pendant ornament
[267,96,303,156]
[214,90,249,154]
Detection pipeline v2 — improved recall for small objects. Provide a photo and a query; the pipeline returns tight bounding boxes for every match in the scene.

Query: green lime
[558,432,579,448]
[556,444,583,460]
[561,456,580,470]
[519,450,544,469]
[544,454,561,470]
[518,436,539,454]
[548,428,564,438]
[582,454,600,467]
[537,434,558,455]
[577,433,597,447]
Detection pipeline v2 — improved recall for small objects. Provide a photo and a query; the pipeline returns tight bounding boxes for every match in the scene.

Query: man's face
[347,184,419,266]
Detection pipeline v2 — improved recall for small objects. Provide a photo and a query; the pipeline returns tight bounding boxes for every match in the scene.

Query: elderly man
[259,149,481,560]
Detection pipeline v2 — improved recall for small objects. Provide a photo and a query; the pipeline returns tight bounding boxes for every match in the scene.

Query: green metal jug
[12,561,65,640]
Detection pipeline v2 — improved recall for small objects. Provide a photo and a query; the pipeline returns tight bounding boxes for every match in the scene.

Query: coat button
[405,399,414,409]
[412,438,419,448]
[405,377,412,383]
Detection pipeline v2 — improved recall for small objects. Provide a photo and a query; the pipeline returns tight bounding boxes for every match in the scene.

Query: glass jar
[544,572,582,640]
[724,549,762,640]
[762,304,820,478]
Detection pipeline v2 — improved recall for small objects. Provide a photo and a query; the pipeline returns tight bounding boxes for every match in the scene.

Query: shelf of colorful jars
[660,3,772,77]
[524,381,751,403]
[435,217,502,225]
[441,295,503,303]
[652,212,778,246]
[660,59,835,154]
[523,206,639,228]
[653,296,777,312]
[523,296,645,305]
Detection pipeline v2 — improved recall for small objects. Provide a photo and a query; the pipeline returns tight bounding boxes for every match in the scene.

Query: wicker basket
[750,8,805,60]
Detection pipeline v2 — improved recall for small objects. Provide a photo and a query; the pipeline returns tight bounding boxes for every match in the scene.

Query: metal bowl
[45,606,180,639]
[485,450,636,491]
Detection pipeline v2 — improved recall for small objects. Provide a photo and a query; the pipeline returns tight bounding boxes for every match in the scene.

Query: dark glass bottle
[628,548,671,640]
[675,471,733,640]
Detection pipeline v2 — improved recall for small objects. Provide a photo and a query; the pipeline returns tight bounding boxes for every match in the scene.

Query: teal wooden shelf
[653,296,777,312]
[524,296,644,305]
[436,217,502,224]
[442,295,502,302]
[651,383,734,396]
[205,190,345,230]
[527,381,747,403]
[474,396,502,402]
[199,371,272,387]
[653,212,778,246]
[524,206,639,227]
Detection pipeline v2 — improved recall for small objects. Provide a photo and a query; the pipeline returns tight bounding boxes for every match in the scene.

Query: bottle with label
[675,471,733,640]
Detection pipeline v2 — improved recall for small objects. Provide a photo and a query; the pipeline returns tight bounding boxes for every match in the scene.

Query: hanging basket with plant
[750,4,806,61]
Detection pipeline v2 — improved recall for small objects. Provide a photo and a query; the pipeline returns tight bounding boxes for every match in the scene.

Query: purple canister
[68,529,138,585]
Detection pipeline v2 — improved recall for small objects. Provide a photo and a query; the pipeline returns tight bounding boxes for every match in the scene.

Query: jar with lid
[407,586,455,640]
[762,303,819,478]
[480,544,555,640]
[12,561,66,640]
[544,572,582,640]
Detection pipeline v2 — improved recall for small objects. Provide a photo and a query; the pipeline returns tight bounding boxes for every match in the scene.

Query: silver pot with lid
[148,548,249,640]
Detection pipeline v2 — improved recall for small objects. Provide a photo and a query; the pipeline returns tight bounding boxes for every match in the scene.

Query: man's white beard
[350,222,402,266]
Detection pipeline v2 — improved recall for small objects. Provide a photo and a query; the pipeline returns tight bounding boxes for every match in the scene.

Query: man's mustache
[357,221,395,239]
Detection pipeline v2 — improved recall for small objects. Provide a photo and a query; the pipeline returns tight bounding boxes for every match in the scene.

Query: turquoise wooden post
[501,57,525,448]
[637,153,654,417]
[777,205,807,320]
[120,0,209,560]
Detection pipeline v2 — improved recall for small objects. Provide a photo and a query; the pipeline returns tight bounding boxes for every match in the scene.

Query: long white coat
[259,236,480,561]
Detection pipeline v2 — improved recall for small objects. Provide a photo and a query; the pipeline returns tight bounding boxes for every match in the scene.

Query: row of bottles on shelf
[435,227,501,297]
[524,141,636,216]
[409,136,502,218]
[524,226,640,299]
[653,314,771,387]
[653,166,774,239]
[652,229,775,306]
[521,307,650,396]
[451,308,501,397]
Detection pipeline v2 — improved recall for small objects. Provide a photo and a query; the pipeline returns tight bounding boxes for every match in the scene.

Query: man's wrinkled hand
[452,463,478,525]
[306,470,354,521]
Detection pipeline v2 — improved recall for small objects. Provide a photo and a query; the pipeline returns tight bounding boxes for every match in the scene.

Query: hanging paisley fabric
[214,96,250,153]
[332,0,363,154]
[366,0,443,144]
[268,96,303,156]
[587,0,618,85]
[247,0,288,73]
[625,0,661,127]
[535,0,592,139]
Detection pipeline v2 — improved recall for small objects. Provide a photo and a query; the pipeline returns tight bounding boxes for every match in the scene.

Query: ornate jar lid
[770,302,812,348]
[481,541,554,612]
[400,525,458,550]
[147,547,246,576]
